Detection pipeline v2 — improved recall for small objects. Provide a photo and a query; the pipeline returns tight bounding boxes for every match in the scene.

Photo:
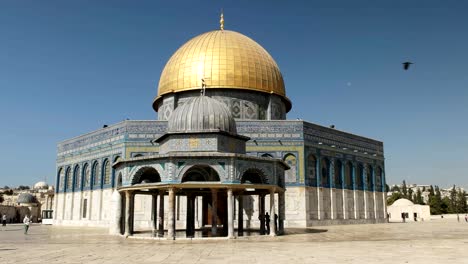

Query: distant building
[387,198,430,222]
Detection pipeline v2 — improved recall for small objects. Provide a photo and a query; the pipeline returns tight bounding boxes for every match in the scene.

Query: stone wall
[0,205,39,223]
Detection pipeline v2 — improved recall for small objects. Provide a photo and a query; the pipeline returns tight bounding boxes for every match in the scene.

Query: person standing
[23,215,30,234]
[265,212,271,235]
[2,215,6,227]
[465,214,467,222]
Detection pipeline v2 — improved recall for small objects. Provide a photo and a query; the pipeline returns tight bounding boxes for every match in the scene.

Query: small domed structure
[34,181,49,190]
[391,198,414,207]
[167,96,237,134]
[17,193,38,205]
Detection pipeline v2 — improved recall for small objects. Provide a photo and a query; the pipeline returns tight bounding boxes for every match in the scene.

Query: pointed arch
[356,163,364,190]
[366,164,374,191]
[181,165,220,182]
[65,167,72,191]
[376,166,383,191]
[320,157,330,187]
[102,159,111,185]
[307,154,317,186]
[92,161,100,187]
[73,164,81,190]
[83,163,91,188]
[241,168,268,184]
[334,160,343,188]
[283,153,297,183]
[345,161,353,189]
[57,168,64,192]
[131,167,161,185]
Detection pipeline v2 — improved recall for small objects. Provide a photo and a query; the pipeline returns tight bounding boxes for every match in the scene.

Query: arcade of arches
[117,166,285,239]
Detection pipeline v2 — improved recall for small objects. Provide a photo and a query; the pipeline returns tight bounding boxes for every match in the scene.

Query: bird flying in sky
[403,62,413,70]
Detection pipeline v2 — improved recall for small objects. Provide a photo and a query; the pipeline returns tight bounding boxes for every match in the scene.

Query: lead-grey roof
[17,193,37,204]
[167,96,237,134]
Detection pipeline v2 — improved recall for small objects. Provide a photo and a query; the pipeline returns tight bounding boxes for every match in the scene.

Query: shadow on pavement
[284,228,328,235]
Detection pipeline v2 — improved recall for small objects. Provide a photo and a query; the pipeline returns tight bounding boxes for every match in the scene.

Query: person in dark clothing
[265,212,271,234]
[274,214,278,234]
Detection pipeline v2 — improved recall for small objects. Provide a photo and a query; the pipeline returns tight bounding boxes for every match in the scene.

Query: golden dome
[154,30,290,110]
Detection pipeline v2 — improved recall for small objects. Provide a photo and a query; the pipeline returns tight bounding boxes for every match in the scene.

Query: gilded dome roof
[154,30,289,110]
[167,96,237,134]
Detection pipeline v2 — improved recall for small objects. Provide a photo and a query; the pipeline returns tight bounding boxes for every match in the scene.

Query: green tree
[402,180,408,198]
[429,186,443,215]
[0,194,3,204]
[391,185,400,192]
[441,197,451,214]
[387,192,403,205]
[385,184,390,192]
[456,190,468,213]
[415,189,424,205]
[449,185,457,213]
[408,188,414,201]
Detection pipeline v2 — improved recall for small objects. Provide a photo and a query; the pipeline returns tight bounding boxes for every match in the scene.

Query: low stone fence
[0,205,36,223]
[430,214,468,222]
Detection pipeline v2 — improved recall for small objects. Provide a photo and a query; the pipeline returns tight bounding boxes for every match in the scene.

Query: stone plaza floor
[1,220,468,264]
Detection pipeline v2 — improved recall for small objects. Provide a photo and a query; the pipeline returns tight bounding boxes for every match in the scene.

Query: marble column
[186,194,195,237]
[211,189,218,236]
[316,157,321,220]
[269,189,277,237]
[237,195,244,236]
[363,166,368,219]
[352,164,357,219]
[341,162,346,219]
[373,167,377,219]
[167,188,176,240]
[124,191,134,236]
[151,193,158,236]
[278,191,285,235]
[227,189,234,238]
[259,194,265,235]
[158,190,165,237]
[330,160,334,220]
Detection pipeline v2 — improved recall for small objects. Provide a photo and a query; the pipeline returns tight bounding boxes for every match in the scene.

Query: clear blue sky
[0,0,467,189]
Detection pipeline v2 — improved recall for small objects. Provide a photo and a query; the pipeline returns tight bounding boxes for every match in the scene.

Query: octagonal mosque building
[54,20,387,238]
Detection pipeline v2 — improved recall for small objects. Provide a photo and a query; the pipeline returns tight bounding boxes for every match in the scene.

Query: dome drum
[156,89,287,121]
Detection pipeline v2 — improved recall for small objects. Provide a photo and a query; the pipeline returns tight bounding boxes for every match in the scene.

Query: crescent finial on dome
[220,10,224,30]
